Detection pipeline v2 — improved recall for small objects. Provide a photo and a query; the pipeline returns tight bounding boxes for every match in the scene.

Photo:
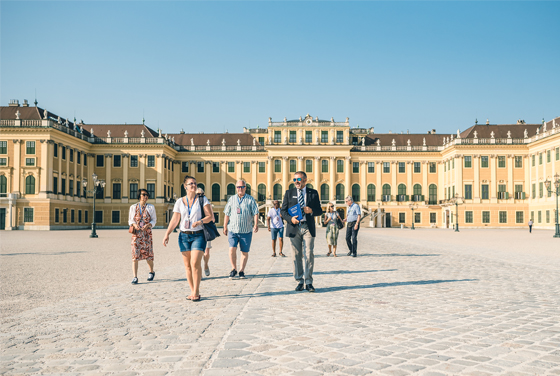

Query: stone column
[490,154,497,201]
[507,154,514,200]
[236,160,242,181]
[391,161,397,199]
[251,161,257,199]
[57,144,62,195]
[139,154,146,190]
[422,161,428,202]
[345,156,351,200]
[455,155,463,198]
[156,155,164,201]
[551,148,556,184]
[376,161,382,201]
[473,155,480,201]
[12,140,21,194]
[407,161,412,199]
[329,157,335,200]
[66,148,71,197]
[437,162,444,202]
[525,155,531,202]
[122,154,129,199]
[535,154,539,201]
[360,161,366,203]
[297,156,303,172]
[47,141,54,194]
[104,154,112,199]
[73,148,78,200]
[221,161,227,201]
[39,140,49,197]
[80,152,84,200]
[282,156,288,192]
[266,157,272,199]
[314,156,320,196]
[206,161,212,196]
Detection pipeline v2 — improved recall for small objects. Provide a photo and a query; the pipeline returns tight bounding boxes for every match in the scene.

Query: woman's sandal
[279,253,286,257]
[191,295,201,302]
[333,254,338,257]
[326,251,332,257]
[271,253,276,257]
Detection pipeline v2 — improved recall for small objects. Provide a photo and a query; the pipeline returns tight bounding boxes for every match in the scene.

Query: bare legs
[182,251,204,298]
[229,247,249,273]
[203,248,210,272]
[272,238,284,256]
[132,259,154,278]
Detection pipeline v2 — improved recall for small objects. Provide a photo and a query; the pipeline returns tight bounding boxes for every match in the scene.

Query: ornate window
[25,175,35,194]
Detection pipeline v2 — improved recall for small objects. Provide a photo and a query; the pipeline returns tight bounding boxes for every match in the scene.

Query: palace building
[0,99,558,231]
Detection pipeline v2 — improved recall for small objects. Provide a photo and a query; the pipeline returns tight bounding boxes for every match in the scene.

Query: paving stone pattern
[1,228,560,375]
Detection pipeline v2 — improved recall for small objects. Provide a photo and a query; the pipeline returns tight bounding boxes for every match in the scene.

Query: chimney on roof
[8,99,19,107]
[432,129,436,134]
[22,99,29,107]
[389,130,392,134]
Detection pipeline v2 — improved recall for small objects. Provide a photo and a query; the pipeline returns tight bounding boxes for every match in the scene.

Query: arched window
[0,175,7,197]
[382,184,391,196]
[273,184,283,200]
[246,183,251,196]
[320,184,329,202]
[227,183,235,196]
[289,183,295,190]
[258,184,266,201]
[211,183,221,202]
[307,183,313,190]
[367,184,375,202]
[197,183,205,193]
[352,184,360,202]
[25,175,35,194]
[413,184,422,195]
[398,184,407,195]
[336,184,345,200]
[429,184,437,204]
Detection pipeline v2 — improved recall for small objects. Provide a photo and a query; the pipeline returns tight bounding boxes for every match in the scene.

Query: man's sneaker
[131,277,138,284]
[305,284,315,292]
[147,272,155,281]
[239,271,246,279]
[229,269,237,279]
[204,267,210,277]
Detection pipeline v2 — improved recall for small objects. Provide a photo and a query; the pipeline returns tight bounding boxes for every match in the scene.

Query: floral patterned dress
[325,212,340,246]
[131,204,154,261]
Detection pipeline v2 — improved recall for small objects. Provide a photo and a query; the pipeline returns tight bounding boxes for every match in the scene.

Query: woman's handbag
[336,214,344,230]
[198,196,221,241]
[129,225,137,234]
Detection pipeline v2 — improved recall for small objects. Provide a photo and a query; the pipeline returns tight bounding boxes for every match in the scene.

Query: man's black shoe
[295,283,304,291]
[347,252,352,256]
[306,284,315,292]
[352,253,357,257]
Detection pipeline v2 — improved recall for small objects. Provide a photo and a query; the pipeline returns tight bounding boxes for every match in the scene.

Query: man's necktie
[298,189,305,213]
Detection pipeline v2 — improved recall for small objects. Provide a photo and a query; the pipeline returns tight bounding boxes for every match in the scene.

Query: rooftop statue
[107,130,111,137]
[407,139,411,146]
[392,139,396,146]
[222,139,226,146]
[473,130,478,139]
[124,130,128,137]
[362,137,365,146]
[507,130,511,139]
[423,137,426,146]
[207,139,210,146]
[15,110,20,120]
[237,139,241,146]
[490,131,495,139]
[91,128,94,136]
[253,138,256,146]
[141,130,145,137]
[377,139,381,146]
[191,138,194,146]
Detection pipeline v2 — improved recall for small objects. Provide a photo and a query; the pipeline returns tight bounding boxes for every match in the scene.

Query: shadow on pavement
[0,251,87,256]
[354,253,441,257]
[205,278,477,300]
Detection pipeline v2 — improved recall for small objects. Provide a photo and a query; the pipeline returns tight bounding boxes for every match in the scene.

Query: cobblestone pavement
[1,228,560,375]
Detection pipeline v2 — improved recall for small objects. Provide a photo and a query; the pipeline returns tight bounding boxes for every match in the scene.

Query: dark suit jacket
[280,186,323,238]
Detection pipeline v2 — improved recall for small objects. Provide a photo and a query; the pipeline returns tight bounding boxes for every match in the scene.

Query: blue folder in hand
[288,204,303,221]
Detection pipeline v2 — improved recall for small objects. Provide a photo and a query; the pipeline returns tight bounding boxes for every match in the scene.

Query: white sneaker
[204,268,210,277]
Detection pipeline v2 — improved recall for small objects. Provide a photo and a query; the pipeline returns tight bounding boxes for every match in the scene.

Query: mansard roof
[170,133,257,146]
[363,133,452,147]
[460,123,541,139]
[88,124,158,138]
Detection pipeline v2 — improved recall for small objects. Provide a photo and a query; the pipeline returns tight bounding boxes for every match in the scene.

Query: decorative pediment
[112,178,123,183]
[129,178,139,183]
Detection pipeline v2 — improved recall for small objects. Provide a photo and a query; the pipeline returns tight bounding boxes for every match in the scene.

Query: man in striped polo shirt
[223,179,259,279]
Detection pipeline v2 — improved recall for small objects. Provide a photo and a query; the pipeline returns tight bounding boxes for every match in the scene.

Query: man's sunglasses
[236,186,246,189]
[141,193,149,197]
[293,178,303,182]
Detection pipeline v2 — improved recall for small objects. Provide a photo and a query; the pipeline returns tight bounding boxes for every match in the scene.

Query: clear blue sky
[2,1,559,134]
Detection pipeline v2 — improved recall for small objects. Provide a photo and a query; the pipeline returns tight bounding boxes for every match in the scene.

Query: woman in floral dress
[324,204,341,257]
[129,188,157,284]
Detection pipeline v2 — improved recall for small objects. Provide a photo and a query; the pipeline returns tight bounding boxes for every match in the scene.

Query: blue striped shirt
[224,194,259,234]
[346,203,362,222]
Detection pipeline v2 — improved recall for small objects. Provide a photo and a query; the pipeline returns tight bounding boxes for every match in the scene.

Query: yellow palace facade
[1,99,558,231]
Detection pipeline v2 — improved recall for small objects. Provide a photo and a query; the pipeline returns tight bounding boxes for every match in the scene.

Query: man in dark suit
[281,171,323,292]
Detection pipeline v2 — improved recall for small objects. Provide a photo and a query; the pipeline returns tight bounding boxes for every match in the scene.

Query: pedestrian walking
[528,219,533,233]
[128,188,157,284]
[197,187,214,277]
[163,175,213,302]
[281,171,323,292]
[324,203,342,257]
[223,179,259,279]
[267,200,286,257]
[343,196,361,257]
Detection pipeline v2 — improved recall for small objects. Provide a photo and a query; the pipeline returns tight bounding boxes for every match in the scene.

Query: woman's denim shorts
[178,231,207,252]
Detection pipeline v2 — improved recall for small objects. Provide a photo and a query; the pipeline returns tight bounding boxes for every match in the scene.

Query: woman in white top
[196,187,214,277]
[164,175,212,302]
[324,203,341,257]
[128,188,157,284]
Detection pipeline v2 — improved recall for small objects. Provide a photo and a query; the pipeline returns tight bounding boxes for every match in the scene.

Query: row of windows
[95,154,171,170]
[532,182,555,199]
[532,148,560,166]
[530,210,555,223]
[463,211,525,224]
[273,130,347,144]
[397,212,439,224]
